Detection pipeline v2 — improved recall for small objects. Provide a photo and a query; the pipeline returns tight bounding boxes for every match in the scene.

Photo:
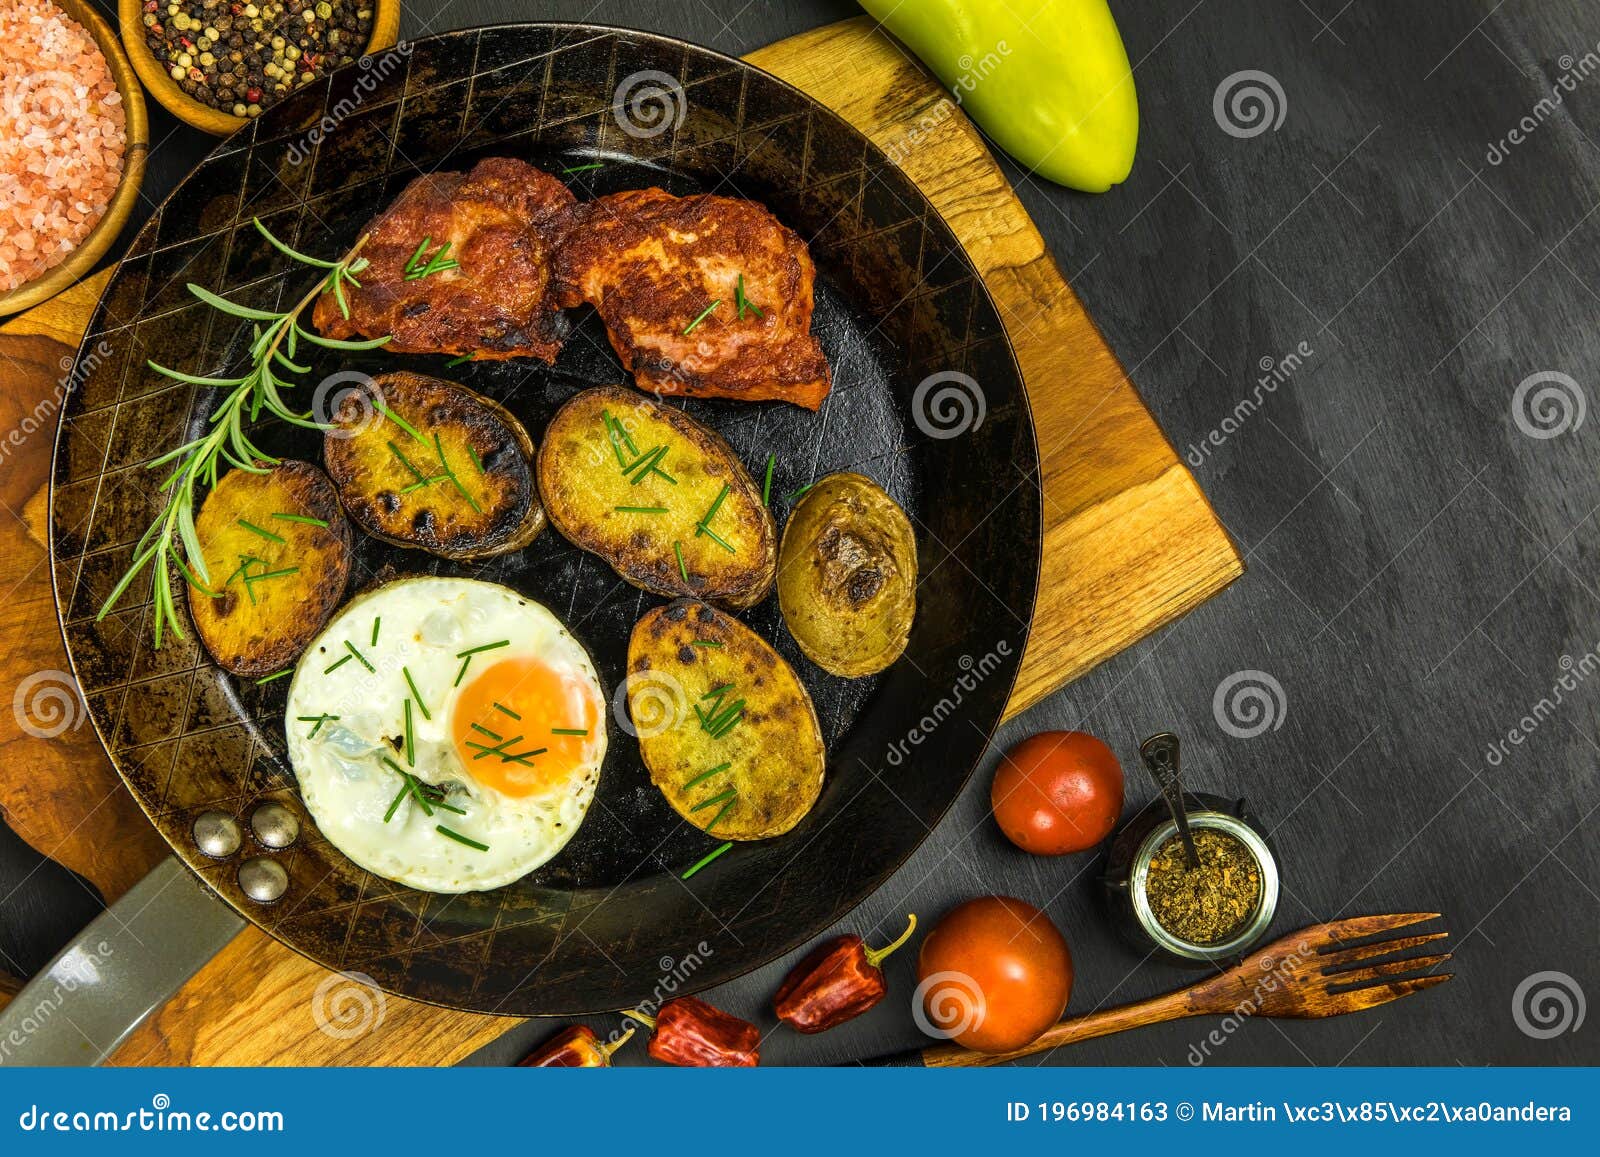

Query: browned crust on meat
[555,188,832,409]
[312,158,577,362]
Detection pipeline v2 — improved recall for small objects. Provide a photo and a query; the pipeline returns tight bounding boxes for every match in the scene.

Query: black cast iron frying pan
[36,23,1040,1034]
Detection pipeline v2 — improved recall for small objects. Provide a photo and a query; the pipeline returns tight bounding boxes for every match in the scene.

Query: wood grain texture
[0,18,1236,1066]
[748,19,1242,718]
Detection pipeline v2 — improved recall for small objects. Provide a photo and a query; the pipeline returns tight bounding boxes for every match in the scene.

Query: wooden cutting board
[0,16,1241,1065]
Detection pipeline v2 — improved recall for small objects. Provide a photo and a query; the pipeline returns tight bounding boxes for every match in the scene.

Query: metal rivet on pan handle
[250,801,301,849]
[192,811,242,859]
[238,857,289,903]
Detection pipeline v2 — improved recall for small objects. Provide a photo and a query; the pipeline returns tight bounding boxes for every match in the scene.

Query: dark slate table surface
[3,0,1595,1065]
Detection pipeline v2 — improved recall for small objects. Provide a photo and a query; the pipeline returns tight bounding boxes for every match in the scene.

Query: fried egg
[285,576,606,892]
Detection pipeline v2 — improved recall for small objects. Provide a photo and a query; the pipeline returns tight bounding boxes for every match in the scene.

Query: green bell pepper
[858,0,1139,193]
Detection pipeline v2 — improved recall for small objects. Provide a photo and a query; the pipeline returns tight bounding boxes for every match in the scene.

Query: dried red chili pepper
[517,1024,634,1067]
[624,997,759,1067]
[773,913,918,1033]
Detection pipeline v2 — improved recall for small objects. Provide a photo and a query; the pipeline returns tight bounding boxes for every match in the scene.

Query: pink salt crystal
[0,0,128,292]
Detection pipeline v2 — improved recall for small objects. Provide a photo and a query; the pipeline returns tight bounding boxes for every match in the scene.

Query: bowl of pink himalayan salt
[0,0,147,317]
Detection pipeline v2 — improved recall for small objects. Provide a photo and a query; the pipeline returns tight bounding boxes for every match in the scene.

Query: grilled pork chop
[555,188,832,409]
[313,157,576,362]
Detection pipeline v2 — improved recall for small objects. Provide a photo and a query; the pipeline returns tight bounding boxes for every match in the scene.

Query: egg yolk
[450,656,600,798]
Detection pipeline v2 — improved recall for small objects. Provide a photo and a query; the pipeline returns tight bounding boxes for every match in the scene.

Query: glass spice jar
[1101,792,1280,968]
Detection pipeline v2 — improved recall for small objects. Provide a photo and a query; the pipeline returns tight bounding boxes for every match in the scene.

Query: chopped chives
[436,825,489,851]
[551,727,588,736]
[255,670,292,685]
[703,683,735,699]
[388,439,428,483]
[493,702,521,720]
[455,657,471,686]
[683,842,733,879]
[406,776,435,816]
[785,483,814,503]
[696,484,729,534]
[383,782,409,824]
[705,795,737,831]
[402,667,431,720]
[735,273,764,320]
[272,512,329,528]
[297,713,339,738]
[344,639,375,673]
[236,518,284,543]
[467,446,485,474]
[323,653,352,674]
[562,162,605,174]
[471,722,503,741]
[684,762,732,789]
[404,699,415,767]
[761,453,775,505]
[371,617,381,646]
[691,787,737,812]
[457,640,511,657]
[674,541,689,583]
[375,401,426,444]
[247,565,299,583]
[404,236,431,272]
[615,505,669,514]
[431,798,467,816]
[699,525,736,554]
[691,640,723,649]
[445,353,474,368]
[682,299,722,334]
[433,432,482,513]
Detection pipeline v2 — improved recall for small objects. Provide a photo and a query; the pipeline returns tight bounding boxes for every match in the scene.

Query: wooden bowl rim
[117,0,401,136]
[0,0,150,319]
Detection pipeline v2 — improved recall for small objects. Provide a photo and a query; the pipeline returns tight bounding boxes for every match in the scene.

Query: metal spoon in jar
[1139,732,1201,869]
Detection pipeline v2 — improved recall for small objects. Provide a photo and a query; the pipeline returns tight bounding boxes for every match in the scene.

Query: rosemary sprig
[95,219,389,646]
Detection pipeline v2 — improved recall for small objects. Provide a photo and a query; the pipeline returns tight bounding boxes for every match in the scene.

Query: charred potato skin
[538,386,777,608]
[187,460,354,678]
[628,600,824,841]
[778,472,917,678]
[322,371,544,561]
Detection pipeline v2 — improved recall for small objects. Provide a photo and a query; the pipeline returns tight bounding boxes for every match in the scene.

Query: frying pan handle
[0,856,244,1065]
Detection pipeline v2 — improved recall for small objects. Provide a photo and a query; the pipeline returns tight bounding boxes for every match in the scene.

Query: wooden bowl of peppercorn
[119,0,399,135]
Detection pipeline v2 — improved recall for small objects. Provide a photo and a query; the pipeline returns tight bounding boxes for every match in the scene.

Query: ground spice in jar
[1144,826,1262,945]
[141,0,373,118]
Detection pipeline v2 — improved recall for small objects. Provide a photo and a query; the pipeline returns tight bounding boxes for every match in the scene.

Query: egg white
[285,576,606,893]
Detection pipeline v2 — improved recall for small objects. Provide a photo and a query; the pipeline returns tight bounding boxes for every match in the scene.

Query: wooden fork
[863,912,1451,1066]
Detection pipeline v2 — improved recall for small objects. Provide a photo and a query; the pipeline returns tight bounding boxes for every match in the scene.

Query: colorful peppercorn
[624,997,759,1067]
[772,914,917,1033]
[142,0,373,118]
[516,1024,634,1068]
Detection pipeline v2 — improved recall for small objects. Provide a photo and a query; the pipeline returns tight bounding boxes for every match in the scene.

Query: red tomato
[916,895,1073,1054]
[991,730,1124,855]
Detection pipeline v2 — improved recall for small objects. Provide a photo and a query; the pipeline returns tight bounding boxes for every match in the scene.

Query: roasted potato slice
[187,460,354,678]
[538,386,777,607]
[322,371,544,560]
[628,600,824,840]
[778,472,917,677]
